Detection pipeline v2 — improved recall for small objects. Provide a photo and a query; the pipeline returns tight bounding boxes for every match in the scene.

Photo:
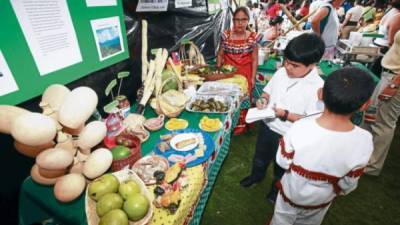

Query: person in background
[270,67,375,225]
[262,16,284,44]
[358,15,377,32]
[240,33,325,204]
[370,0,400,75]
[362,0,377,24]
[363,31,400,176]
[304,0,323,30]
[217,7,262,135]
[246,1,256,31]
[342,0,354,13]
[267,0,282,19]
[311,0,344,59]
[296,0,311,18]
[340,0,364,39]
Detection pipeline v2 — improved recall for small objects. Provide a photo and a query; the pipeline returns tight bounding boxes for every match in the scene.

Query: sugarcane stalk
[141,20,148,82]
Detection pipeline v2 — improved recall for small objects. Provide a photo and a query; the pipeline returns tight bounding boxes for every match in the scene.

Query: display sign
[0,0,129,105]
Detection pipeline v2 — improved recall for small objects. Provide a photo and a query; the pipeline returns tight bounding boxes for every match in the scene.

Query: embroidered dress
[221,30,261,135]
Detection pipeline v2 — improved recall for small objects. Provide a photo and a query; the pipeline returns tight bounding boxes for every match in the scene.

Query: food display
[199,116,222,132]
[152,162,187,214]
[165,118,189,131]
[187,96,230,113]
[131,155,169,185]
[153,128,214,167]
[86,171,153,225]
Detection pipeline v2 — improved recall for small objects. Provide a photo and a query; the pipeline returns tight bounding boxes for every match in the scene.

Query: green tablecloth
[19,100,243,225]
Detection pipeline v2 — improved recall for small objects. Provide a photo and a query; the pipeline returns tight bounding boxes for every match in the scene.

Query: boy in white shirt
[270,67,375,225]
[240,33,325,203]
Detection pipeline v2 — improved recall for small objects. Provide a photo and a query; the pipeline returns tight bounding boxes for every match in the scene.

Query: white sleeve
[338,137,373,195]
[276,127,295,170]
[263,68,281,94]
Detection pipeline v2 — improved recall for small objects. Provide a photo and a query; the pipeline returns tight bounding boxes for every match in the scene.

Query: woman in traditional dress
[217,7,262,135]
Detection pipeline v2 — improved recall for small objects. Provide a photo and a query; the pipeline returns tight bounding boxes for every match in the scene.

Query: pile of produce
[165,118,189,131]
[189,98,229,113]
[152,162,187,214]
[0,84,113,203]
[87,173,152,225]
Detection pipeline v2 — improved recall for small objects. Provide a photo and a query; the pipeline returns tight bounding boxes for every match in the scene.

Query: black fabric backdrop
[0,2,231,223]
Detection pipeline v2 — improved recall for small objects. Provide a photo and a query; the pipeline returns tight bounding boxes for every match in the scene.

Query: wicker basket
[179,41,205,68]
[85,169,153,225]
[103,134,142,172]
[155,76,186,118]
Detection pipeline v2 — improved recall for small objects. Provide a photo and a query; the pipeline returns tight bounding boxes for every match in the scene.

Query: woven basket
[179,41,205,68]
[103,134,142,172]
[85,169,153,225]
[155,76,186,118]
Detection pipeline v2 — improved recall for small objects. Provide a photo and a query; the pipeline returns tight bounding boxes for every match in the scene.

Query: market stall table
[19,101,243,225]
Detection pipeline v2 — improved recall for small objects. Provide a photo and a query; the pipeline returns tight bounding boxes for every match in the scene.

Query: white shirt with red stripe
[276,117,373,208]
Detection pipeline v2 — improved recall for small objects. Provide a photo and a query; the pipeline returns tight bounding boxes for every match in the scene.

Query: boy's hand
[256,98,268,109]
[273,107,286,118]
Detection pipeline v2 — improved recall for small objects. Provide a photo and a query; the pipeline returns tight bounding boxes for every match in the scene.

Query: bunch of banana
[199,116,222,132]
[182,73,204,86]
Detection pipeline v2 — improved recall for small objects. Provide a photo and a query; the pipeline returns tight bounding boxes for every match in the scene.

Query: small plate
[199,121,222,132]
[165,118,189,131]
[169,133,199,151]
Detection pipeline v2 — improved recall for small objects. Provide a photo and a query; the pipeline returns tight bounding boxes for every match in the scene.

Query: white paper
[136,0,168,12]
[86,0,117,7]
[90,17,124,61]
[10,0,82,75]
[0,51,19,96]
[245,107,276,123]
[175,0,192,8]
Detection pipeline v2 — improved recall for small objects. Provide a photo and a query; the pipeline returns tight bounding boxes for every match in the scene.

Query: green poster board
[0,0,129,105]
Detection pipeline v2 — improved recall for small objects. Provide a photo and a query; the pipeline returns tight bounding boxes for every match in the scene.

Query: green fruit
[96,193,124,217]
[111,146,131,160]
[162,69,178,91]
[123,193,149,221]
[88,174,119,201]
[119,180,141,200]
[99,209,128,225]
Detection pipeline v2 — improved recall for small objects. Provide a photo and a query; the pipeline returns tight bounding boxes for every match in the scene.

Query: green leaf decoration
[118,71,130,79]
[151,48,161,55]
[181,39,190,44]
[105,79,117,96]
[103,100,119,113]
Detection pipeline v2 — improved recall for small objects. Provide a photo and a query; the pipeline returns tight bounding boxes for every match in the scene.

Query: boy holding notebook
[240,33,325,203]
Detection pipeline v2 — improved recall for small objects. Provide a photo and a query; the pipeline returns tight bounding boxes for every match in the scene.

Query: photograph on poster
[0,51,19,96]
[91,17,124,61]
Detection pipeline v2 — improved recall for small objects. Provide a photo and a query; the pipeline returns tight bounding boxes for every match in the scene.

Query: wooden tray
[199,72,235,81]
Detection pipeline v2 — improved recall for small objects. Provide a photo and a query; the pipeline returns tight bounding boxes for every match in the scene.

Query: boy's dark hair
[283,33,325,66]
[323,67,375,115]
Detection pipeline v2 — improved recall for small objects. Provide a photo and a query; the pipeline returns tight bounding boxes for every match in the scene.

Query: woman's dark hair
[283,33,325,66]
[269,16,284,26]
[233,6,250,19]
[323,67,375,115]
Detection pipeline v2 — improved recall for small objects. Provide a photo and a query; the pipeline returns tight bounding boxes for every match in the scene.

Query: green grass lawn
[201,122,400,225]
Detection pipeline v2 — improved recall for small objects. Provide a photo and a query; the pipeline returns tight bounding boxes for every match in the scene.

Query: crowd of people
[216,0,400,224]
